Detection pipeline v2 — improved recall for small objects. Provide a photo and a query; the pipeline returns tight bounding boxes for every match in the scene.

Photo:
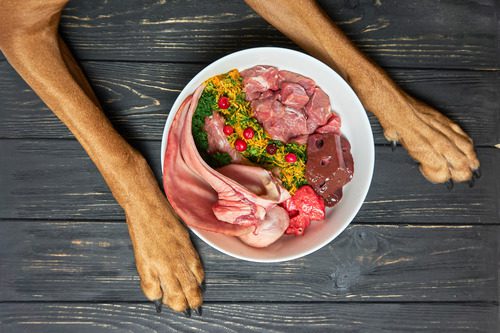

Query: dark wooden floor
[0,1,499,332]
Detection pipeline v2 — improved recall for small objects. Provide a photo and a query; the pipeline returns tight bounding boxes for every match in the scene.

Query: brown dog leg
[246,0,480,184]
[0,0,204,313]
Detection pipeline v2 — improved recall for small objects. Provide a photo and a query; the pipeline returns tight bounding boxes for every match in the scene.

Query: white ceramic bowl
[161,47,374,262]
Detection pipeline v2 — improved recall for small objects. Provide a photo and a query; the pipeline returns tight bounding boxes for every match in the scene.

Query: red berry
[266,144,277,155]
[243,127,254,139]
[223,125,234,136]
[218,96,230,109]
[285,153,297,163]
[234,139,247,152]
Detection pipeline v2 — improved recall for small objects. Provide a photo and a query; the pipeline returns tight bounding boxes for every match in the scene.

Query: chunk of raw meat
[241,65,279,101]
[305,133,354,207]
[259,89,276,99]
[305,87,332,133]
[282,185,325,236]
[204,111,243,162]
[315,112,341,134]
[280,82,309,108]
[239,206,290,248]
[278,70,316,96]
[253,98,308,142]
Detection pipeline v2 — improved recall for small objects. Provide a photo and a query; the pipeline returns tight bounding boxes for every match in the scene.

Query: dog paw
[126,198,204,314]
[379,93,480,184]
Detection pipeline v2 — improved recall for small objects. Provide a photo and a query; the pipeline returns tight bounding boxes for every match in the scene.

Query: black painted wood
[1,302,497,333]
[0,222,497,302]
[0,61,498,145]
[0,0,482,69]
[0,139,498,223]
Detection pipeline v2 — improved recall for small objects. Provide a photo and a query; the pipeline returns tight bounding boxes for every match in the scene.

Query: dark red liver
[305,133,354,207]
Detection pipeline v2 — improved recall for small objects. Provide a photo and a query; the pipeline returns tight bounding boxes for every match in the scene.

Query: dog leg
[246,0,480,184]
[0,0,204,313]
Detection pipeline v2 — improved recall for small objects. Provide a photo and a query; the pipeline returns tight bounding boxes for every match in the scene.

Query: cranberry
[234,139,247,152]
[285,153,297,163]
[266,144,277,155]
[223,125,234,136]
[243,127,254,139]
[218,96,230,109]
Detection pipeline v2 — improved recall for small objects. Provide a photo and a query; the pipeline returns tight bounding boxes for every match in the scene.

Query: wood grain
[0,0,482,69]
[0,139,497,223]
[0,302,497,333]
[0,221,497,302]
[0,62,498,144]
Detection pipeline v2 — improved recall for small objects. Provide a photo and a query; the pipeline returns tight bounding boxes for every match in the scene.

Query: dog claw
[445,180,454,191]
[391,141,397,151]
[473,168,481,179]
[194,307,202,316]
[468,178,475,188]
[153,299,162,313]
[183,309,191,318]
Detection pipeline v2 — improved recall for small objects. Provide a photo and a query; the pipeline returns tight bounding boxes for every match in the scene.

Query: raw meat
[282,185,325,236]
[280,82,309,108]
[315,112,341,134]
[278,70,316,96]
[239,206,290,248]
[305,133,354,207]
[304,87,332,134]
[252,97,308,143]
[241,65,279,101]
[204,111,243,162]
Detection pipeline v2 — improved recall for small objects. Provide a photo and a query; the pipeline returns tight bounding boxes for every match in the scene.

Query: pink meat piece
[204,111,243,162]
[252,97,308,143]
[238,206,290,248]
[278,70,316,96]
[259,89,276,99]
[267,101,308,142]
[251,95,277,128]
[241,65,279,101]
[305,87,332,133]
[316,112,341,134]
[176,85,290,226]
[280,82,309,108]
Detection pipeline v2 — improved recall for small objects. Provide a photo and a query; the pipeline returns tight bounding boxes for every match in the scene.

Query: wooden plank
[0,61,498,145]
[0,0,493,69]
[0,221,497,302]
[0,139,497,223]
[0,302,497,333]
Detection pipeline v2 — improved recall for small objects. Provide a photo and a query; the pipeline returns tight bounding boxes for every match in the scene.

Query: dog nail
[183,309,191,318]
[391,141,397,151]
[153,299,162,313]
[194,306,202,316]
[445,180,454,191]
[473,168,481,179]
[468,178,475,188]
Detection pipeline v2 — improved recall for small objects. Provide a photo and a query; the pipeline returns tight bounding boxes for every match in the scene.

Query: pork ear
[163,93,253,236]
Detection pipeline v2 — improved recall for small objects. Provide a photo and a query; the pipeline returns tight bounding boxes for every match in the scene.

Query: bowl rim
[161,47,375,262]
